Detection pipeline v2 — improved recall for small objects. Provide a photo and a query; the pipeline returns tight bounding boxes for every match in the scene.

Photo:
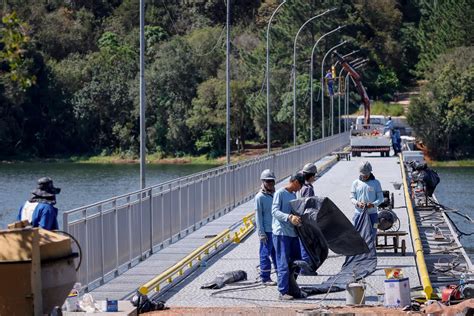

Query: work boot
[261,279,277,286]
[279,294,294,301]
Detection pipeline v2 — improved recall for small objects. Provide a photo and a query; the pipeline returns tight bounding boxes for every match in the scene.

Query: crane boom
[333,51,371,124]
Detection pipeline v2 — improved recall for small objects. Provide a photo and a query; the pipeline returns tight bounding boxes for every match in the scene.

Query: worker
[272,173,306,300]
[384,116,393,134]
[255,169,277,286]
[391,128,401,155]
[350,162,384,239]
[298,163,318,275]
[17,177,61,230]
[325,69,334,96]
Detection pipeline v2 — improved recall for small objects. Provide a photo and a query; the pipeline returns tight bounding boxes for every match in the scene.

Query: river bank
[427,159,474,168]
[0,145,277,166]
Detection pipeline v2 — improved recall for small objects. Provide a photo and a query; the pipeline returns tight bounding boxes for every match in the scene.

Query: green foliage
[407,47,474,160]
[0,12,36,89]
[416,0,474,74]
[0,1,471,160]
[366,101,404,117]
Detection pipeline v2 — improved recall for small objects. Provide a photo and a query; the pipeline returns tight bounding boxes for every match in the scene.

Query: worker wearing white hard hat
[255,169,277,285]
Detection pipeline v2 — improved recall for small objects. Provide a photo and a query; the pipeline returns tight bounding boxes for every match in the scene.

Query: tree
[408,47,474,159]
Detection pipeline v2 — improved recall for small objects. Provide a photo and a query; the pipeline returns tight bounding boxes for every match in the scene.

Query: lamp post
[226,0,231,165]
[292,8,336,146]
[321,41,347,138]
[309,25,345,141]
[266,1,286,153]
[139,0,146,189]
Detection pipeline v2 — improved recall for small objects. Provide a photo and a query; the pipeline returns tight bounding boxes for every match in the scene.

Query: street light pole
[321,41,347,138]
[226,0,231,165]
[309,25,345,141]
[292,8,336,146]
[139,0,146,189]
[266,0,286,153]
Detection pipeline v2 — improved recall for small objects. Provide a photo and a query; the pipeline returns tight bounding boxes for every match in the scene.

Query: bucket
[346,282,365,305]
[393,182,402,190]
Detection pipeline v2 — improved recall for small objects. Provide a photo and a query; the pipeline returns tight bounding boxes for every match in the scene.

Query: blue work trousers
[259,232,277,282]
[299,239,311,264]
[273,235,301,295]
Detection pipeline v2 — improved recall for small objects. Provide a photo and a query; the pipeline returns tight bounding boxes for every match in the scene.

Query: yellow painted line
[399,155,433,300]
[139,212,256,296]
[139,228,231,295]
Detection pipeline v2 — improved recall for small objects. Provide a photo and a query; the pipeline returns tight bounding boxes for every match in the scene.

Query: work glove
[288,214,302,226]
[259,233,268,244]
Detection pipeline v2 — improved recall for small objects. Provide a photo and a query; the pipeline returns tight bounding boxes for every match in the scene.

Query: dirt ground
[145,305,413,315]
[145,299,474,315]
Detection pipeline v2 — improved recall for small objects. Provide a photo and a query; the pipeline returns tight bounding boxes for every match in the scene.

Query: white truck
[350,115,392,157]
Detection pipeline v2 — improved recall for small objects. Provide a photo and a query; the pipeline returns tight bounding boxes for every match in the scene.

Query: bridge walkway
[160,154,421,307]
[90,156,338,300]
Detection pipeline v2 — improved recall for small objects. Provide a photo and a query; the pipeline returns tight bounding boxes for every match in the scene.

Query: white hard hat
[302,163,317,174]
[260,169,276,181]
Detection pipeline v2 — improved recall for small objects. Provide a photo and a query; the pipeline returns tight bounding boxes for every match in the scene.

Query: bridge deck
[160,154,420,307]
[90,156,339,301]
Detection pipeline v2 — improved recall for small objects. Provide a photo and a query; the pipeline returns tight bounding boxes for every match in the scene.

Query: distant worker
[272,173,306,300]
[325,69,334,97]
[18,177,61,230]
[298,163,318,275]
[384,116,393,134]
[391,128,401,155]
[350,162,383,239]
[255,169,277,286]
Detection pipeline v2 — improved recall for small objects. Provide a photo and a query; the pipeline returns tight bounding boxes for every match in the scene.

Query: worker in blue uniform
[350,162,384,239]
[272,173,306,300]
[384,116,393,134]
[391,128,401,155]
[325,70,334,96]
[255,169,277,286]
[298,163,318,275]
[18,177,61,230]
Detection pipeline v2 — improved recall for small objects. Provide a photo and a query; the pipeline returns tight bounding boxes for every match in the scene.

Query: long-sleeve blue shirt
[272,188,297,237]
[255,191,273,234]
[18,201,59,230]
[350,178,384,214]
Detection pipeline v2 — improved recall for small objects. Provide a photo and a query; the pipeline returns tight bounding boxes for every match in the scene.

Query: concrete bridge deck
[160,154,420,307]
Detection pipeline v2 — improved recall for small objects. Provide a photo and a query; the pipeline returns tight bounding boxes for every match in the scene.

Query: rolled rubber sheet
[289,197,377,295]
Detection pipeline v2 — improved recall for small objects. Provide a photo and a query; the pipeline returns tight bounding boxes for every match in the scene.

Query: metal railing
[63,132,349,290]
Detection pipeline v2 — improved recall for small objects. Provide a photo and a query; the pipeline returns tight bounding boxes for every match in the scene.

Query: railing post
[114,199,119,276]
[99,204,105,285]
[149,188,153,254]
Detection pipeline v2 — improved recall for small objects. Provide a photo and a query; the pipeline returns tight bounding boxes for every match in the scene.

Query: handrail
[233,212,255,243]
[64,133,347,216]
[139,228,232,295]
[399,154,433,300]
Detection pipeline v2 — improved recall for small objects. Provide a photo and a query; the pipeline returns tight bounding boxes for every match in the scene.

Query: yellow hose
[399,155,433,300]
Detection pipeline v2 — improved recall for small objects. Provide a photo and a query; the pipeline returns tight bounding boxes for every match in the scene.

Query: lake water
[0,163,216,228]
[433,167,474,260]
[1,163,472,260]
